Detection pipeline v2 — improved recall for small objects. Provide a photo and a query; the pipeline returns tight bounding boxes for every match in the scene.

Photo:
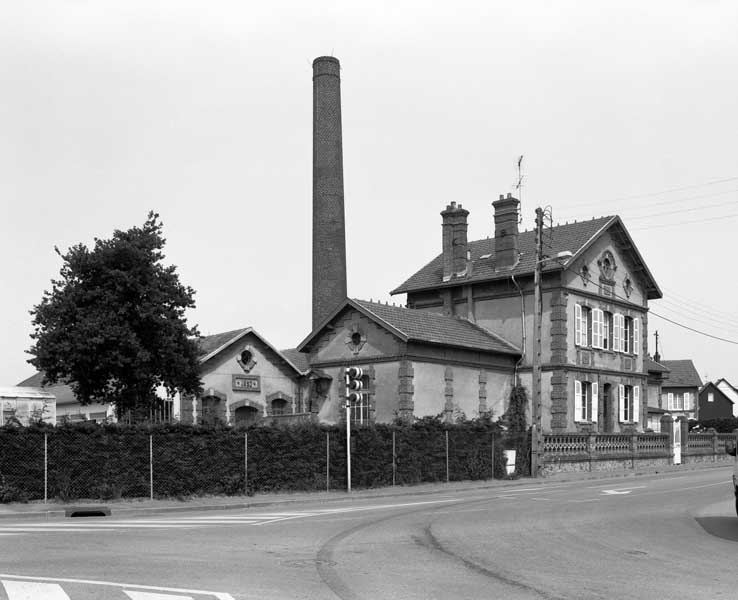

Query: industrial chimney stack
[312,56,348,329]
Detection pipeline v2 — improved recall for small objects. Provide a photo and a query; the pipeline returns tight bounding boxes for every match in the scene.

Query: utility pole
[531,207,544,478]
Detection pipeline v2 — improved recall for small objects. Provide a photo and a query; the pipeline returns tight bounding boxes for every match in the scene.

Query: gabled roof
[391,215,662,300]
[297,298,521,356]
[644,356,670,374]
[715,378,738,395]
[280,348,311,373]
[198,328,307,376]
[660,360,702,388]
[17,372,77,405]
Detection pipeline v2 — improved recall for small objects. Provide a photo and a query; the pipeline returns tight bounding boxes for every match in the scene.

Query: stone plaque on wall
[233,375,260,392]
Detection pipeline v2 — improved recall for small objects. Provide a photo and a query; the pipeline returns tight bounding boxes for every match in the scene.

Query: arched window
[271,398,288,416]
[234,405,259,426]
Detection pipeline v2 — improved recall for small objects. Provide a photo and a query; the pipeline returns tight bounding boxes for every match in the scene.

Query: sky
[2,1,737,386]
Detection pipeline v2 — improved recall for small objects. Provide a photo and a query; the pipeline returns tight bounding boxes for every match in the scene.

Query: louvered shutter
[620,316,627,352]
[668,392,674,410]
[612,314,620,352]
[633,386,640,425]
[633,318,640,355]
[592,310,602,348]
[575,304,582,346]
[619,384,626,422]
[575,380,583,422]
[592,382,599,423]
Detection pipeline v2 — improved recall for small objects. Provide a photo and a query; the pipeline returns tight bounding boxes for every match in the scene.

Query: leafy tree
[28,212,202,419]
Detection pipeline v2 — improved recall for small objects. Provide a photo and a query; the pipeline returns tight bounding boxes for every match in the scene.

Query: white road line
[2,579,71,599]
[124,591,194,599]
[0,575,236,600]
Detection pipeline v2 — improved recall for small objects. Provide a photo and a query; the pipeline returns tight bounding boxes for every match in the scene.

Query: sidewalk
[0,460,730,521]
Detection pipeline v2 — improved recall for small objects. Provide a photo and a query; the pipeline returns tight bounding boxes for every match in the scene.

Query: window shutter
[592,382,599,423]
[633,318,640,355]
[633,386,640,425]
[619,385,625,422]
[575,380,583,422]
[620,317,627,352]
[575,304,582,346]
[592,310,601,348]
[613,314,621,352]
[668,392,674,410]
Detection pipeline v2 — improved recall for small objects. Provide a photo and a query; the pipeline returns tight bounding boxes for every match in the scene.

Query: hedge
[0,419,528,502]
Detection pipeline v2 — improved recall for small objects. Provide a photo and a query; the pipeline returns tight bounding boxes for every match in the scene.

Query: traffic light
[345,366,363,403]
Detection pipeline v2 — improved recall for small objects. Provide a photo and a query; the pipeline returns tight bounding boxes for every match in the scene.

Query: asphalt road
[1,467,737,599]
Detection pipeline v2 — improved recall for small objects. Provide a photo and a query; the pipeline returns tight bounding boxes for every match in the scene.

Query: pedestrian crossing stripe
[0,576,234,600]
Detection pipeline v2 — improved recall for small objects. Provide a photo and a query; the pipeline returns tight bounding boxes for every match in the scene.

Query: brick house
[390,195,662,433]
[658,359,702,421]
[18,328,311,426]
[296,298,521,424]
[698,381,734,421]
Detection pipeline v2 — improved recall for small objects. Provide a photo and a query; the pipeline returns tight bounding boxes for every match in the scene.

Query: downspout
[511,274,526,385]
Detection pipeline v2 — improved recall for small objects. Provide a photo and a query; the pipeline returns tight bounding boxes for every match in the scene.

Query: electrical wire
[625,199,738,221]
[649,311,738,346]
[630,213,737,231]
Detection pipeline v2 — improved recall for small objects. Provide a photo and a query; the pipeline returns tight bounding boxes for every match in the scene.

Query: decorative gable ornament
[344,326,367,355]
[622,276,633,299]
[579,264,591,287]
[597,250,617,281]
[237,346,257,373]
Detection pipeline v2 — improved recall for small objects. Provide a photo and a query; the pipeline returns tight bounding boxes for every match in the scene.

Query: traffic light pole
[345,372,352,493]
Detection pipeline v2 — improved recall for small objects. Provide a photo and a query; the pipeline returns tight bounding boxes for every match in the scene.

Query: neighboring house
[297,298,521,424]
[0,387,56,425]
[698,381,734,421]
[659,360,702,421]
[644,356,670,432]
[390,196,662,433]
[715,378,738,418]
[17,328,311,426]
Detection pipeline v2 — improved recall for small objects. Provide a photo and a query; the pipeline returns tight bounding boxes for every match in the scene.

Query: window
[574,380,598,422]
[708,392,714,403]
[603,311,613,349]
[575,304,591,347]
[683,392,691,411]
[623,317,639,354]
[619,384,640,423]
[591,309,603,348]
[271,398,288,416]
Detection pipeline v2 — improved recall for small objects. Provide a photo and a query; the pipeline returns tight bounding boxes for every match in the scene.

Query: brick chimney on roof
[312,56,347,329]
[441,202,470,282]
[492,193,520,269]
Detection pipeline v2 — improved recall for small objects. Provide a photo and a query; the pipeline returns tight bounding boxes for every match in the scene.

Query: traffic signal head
[346,367,363,380]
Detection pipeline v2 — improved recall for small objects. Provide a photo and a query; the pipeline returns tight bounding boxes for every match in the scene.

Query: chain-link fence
[0,425,530,503]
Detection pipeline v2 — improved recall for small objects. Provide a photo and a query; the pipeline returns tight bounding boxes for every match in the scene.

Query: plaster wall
[412,362,446,417]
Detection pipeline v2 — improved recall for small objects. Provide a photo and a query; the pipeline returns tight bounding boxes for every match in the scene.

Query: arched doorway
[234,405,259,426]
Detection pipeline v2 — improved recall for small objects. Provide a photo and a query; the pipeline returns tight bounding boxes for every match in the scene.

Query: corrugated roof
[353,299,520,355]
[660,360,702,388]
[391,215,662,300]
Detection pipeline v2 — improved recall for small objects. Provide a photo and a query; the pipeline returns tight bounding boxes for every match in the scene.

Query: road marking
[0,575,235,600]
[600,486,647,495]
[124,591,194,599]
[2,579,71,599]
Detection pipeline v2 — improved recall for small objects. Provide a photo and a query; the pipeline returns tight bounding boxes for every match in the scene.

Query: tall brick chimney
[492,193,520,269]
[441,202,470,282]
[312,56,347,329]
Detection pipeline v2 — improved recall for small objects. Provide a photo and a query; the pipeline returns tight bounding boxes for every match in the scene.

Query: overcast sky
[2,1,737,386]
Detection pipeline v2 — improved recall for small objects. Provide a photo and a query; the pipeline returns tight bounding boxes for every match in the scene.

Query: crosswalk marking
[2,579,71,599]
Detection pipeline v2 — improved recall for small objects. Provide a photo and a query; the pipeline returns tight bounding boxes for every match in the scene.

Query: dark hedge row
[692,417,738,433]
[0,420,530,502]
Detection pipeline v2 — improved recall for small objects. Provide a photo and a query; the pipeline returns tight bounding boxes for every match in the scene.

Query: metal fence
[0,428,530,503]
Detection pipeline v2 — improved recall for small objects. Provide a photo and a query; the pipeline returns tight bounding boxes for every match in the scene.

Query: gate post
[661,414,674,465]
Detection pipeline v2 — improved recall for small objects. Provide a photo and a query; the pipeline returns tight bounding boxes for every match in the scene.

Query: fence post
[445,430,449,483]
[491,431,495,479]
[587,432,596,472]
[44,432,48,504]
[712,430,719,463]
[149,434,154,501]
[326,432,330,492]
[392,430,396,487]
[244,432,248,495]
[630,433,638,469]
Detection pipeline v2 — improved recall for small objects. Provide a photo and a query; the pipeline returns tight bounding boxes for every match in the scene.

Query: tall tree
[28,212,202,418]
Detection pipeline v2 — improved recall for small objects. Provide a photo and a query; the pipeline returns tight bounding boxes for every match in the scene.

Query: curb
[0,462,731,521]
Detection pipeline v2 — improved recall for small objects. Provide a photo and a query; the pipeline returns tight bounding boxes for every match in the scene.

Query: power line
[630,213,737,231]
[626,199,738,221]
[650,311,738,345]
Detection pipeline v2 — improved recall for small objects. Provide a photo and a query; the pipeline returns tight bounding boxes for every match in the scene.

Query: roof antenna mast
[515,155,524,224]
